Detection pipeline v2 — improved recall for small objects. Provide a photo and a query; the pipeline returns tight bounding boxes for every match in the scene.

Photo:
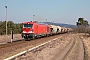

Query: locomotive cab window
[23,24,33,28]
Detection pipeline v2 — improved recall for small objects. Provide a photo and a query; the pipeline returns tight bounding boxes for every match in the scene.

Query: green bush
[0,21,22,35]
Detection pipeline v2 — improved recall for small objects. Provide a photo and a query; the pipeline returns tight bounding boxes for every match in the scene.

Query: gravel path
[82,35,90,60]
[63,35,84,60]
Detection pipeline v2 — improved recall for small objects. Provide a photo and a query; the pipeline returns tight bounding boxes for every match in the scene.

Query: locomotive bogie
[21,33,36,39]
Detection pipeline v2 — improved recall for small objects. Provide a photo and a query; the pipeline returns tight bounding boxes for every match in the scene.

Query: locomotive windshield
[23,24,33,28]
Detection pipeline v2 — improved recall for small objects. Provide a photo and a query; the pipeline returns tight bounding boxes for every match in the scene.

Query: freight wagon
[50,25,61,35]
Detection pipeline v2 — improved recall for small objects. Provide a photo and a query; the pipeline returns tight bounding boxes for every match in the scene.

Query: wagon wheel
[46,34,49,37]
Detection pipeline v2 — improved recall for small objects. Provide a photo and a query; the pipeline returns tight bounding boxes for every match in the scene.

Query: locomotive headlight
[23,34,25,36]
[24,34,25,36]
[23,31,27,33]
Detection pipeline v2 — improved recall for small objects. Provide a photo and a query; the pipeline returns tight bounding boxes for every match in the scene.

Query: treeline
[76,18,89,27]
[73,18,90,36]
[0,21,22,35]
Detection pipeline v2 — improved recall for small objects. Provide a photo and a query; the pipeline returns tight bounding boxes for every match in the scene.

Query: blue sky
[0,0,90,25]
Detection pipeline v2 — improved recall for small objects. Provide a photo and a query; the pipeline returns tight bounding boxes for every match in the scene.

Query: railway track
[0,34,65,60]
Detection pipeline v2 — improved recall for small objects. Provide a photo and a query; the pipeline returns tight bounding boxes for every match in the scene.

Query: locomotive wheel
[24,37,30,41]
[32,36,35,40]
[36,36,39,39]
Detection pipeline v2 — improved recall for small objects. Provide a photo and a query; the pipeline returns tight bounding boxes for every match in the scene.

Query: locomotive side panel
[37,24,50,36]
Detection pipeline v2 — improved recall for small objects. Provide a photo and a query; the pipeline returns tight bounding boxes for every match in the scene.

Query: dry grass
[0,34,23,44]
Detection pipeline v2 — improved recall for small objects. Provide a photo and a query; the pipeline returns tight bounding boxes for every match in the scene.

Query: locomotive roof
[23,21,49,26]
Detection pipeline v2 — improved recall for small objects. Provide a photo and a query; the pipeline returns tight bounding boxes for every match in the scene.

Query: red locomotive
[21,21,50,39]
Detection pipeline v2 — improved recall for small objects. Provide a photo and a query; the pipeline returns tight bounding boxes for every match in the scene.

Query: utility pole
[33,15,35,22]
[46,19,47,24]
[5,6,7,36]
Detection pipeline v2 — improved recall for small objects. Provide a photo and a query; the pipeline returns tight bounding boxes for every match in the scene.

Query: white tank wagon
[61,27,74,33]
[64,27,68,33]
[61,27,65,33]
[50,25,58,35]
[56,26,62,34]
[67,28,73,32]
